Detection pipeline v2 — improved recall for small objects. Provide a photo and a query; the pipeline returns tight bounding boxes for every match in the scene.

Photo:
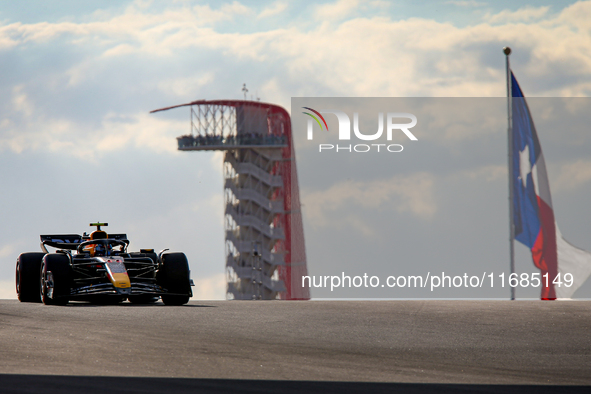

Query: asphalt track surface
[1,300,590,393]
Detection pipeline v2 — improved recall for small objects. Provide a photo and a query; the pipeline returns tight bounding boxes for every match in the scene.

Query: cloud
[103,43,136,57]
[485,6,550,24]
[95,112,182,154]
[461,165,506,182]
[192,273,227,300]
[303,172,437,229]
[446,0,486,6]
[0,281,16,299]
[209,151,225,180]
[418,99,505,141]
[0,244,16,259]
[258,1,288,19]
[11,85,33,117]
[0,241,22,297]
[0,102,185,161]
[369,1,390,10]
[0,2,250,53]
[192,1,252,25]
[558,1,591,33]
[2,1,591,99]
[554,159,591,192]
[156,73,215,97]
[314,0,360,21]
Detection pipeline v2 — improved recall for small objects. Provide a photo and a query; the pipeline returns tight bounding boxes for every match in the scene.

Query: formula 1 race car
[15,223,194,305]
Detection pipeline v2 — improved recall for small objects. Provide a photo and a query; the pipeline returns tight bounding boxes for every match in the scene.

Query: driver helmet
[90,230,108,240]
[84,230,110,256]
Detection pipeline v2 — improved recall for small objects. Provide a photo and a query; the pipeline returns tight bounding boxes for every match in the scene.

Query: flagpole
[504,46,516,301]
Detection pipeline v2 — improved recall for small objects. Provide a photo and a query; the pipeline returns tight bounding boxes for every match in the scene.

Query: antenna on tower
[242,83,248,100]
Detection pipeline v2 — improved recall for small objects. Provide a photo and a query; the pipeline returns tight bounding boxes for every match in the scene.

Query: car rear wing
[40,234,129,251]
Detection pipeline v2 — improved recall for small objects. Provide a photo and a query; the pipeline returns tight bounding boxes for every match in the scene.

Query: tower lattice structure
[151,100,310,300]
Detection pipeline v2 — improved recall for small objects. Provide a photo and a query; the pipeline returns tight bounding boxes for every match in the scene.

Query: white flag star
[519,145,531,188]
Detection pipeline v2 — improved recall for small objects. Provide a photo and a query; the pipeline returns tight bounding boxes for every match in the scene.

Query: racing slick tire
[16,252,46,303]
[158,252,191,306]
[40,254,72,306]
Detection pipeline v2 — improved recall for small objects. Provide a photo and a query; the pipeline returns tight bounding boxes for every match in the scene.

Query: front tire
[41,254,72,306]
[161,294,190,306]
[158,252,191,306]
[16,252,46,303]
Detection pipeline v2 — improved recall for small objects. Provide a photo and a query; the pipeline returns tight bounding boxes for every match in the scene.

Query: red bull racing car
[15,223,194,305]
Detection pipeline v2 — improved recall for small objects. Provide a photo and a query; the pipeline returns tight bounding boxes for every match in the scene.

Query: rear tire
[158,252,191,306]
[41,254,72,306]
[16,253,46,303]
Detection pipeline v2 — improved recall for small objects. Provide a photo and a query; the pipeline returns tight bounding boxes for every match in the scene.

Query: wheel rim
[40,263,46,301]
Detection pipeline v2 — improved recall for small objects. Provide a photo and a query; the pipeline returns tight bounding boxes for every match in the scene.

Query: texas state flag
[511,71,591,299]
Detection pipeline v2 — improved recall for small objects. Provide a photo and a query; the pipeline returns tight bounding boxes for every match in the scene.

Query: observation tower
[151,100,310,300]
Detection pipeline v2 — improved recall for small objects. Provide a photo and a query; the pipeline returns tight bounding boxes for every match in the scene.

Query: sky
[1,0,591,299]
